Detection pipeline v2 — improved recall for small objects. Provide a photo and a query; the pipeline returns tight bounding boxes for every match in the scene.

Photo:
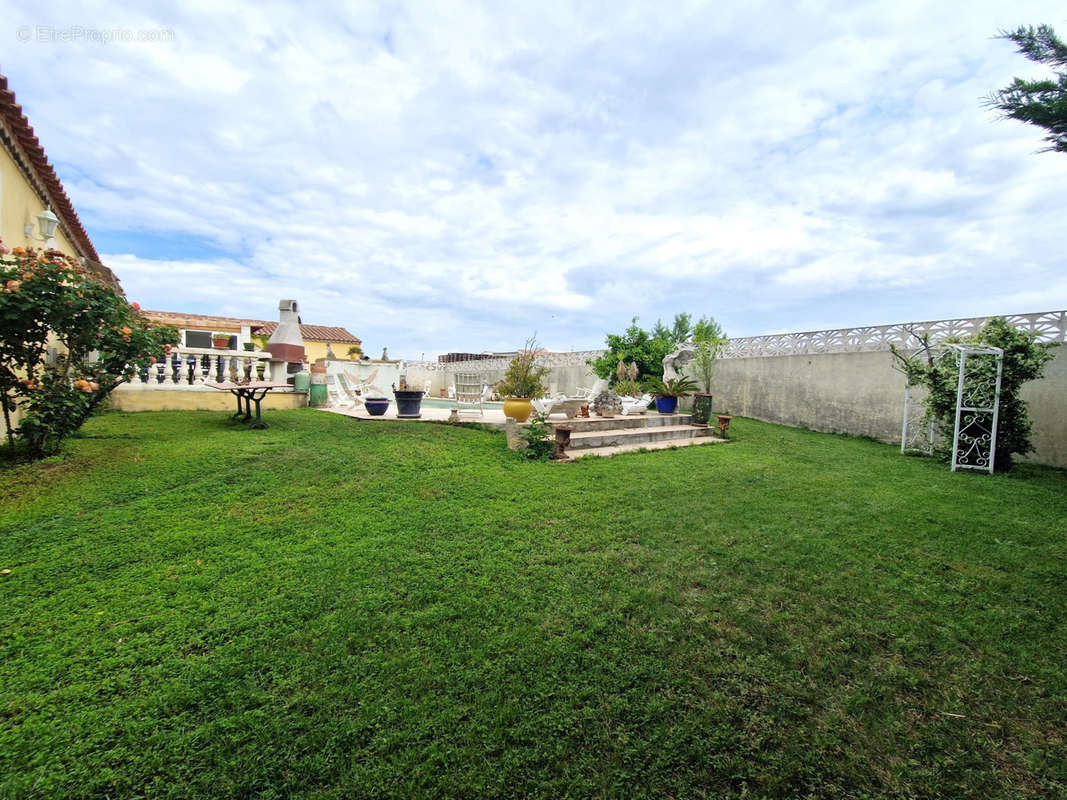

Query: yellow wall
[0,146,79,259]
[108,387,308,412]
[1,145,84,439]
[303,341,362,362]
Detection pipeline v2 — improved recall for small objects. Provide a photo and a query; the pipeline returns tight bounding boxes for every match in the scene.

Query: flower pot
[715,414,733,438]
[503,397,533,423]
[655,396,679,414]
[212,336,230,350]
[394,389,424,419]
[365,397,390,416]
[691,393,713,426]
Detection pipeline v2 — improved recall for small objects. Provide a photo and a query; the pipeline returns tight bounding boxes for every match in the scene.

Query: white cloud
[2,0,1065,355]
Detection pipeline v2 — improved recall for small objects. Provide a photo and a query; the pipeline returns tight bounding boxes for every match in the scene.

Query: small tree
[689,316,728,393]
[893,317,1054,471]
[0,242,178,458]
[591,313,708,384]
[497,335,550,399]
[987,25,1067,153]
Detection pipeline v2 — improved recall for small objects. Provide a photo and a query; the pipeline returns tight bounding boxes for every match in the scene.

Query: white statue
[663,345,697,381]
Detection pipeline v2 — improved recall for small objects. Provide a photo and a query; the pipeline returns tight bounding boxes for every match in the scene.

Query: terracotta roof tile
[255,322,361,344]
[141,310,268,329]
[143,310,361,344]
[0,73,100,264]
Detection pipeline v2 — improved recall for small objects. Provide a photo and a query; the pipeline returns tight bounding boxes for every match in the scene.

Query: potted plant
[715,412,733,438]
[365,397,390,416]
[212,332,231,349]
[393,376,425,419]
[496,335,550,423]
[646,375,699,414]
[690,320,728,425]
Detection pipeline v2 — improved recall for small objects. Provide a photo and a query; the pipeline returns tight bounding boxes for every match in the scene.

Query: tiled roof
[256,322,362,344]
[143,310,361,344]
[141,310,268,330]
[0,73,101,263]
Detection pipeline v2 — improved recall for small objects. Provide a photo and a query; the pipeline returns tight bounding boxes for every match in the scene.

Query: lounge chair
[572,377,608,400]
[531,396,584,419]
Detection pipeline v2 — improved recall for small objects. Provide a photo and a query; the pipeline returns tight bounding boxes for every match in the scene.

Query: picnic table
[205,381,292,429]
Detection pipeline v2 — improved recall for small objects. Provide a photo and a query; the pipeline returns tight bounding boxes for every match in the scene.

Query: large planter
[365,397,390,416]
[655,396,679,414]
[212,336,230,350]
[691,393,714,426]
[394,389,424,419]
[503,397,533,423]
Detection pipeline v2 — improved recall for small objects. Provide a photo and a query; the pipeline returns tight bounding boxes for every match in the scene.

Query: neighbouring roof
[0,73,101,264]
[141,310,268,330]
[143,310,361,345]
[256,322,362,345]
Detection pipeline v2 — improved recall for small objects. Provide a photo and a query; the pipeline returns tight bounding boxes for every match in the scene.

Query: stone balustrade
[126,346,277,388]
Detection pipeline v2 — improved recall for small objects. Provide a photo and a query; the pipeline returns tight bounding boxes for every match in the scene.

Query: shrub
[497,335,550,399]
[645,375,700,398]
[892,317,1054,471]
[0,242,178,458]
[518,412,554,460]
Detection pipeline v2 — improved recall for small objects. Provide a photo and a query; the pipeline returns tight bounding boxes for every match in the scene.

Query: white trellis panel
[946,345,1004,474]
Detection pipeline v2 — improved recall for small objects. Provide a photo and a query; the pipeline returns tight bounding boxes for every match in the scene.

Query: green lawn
[1,410,1065,799]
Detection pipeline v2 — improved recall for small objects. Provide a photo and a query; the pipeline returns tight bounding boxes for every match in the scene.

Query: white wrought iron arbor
[900,343,1004,473]
[946,344,1003,473]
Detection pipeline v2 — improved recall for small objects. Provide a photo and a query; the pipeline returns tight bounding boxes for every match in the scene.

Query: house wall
[304,341,362,363]
[1,146,83,440]
[0,146,78,258]
[108,386,308,412]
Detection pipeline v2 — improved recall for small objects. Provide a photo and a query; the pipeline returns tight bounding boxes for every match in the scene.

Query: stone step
[568,436,725,458]
[566,423,717,451]
[547,413,692,432]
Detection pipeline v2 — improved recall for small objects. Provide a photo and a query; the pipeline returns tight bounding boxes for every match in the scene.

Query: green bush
[0,242,178,458]
[893,317,1054,471]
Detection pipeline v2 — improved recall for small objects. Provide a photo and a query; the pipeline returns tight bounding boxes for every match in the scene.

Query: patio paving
[316,403,728,458]
[319,403,509,428]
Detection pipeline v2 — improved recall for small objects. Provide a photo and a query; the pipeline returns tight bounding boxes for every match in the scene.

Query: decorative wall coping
[404,350,606,373]
[719,311,1066,359]
[403,311,1066,369]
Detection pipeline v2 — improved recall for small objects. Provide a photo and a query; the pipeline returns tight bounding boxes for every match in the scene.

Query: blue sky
[2,0,1065,357]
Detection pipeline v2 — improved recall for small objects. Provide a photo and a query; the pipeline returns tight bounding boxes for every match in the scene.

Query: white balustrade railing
[126,346,277,388]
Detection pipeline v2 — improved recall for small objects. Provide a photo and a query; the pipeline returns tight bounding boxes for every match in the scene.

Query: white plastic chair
[571,377,608,401]
[454,372,484,417]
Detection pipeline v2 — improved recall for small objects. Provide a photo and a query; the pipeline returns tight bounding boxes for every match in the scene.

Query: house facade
[141,310,362,361]
[0,74,120,290]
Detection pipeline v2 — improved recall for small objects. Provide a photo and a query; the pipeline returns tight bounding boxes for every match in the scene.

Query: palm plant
[645,375,699,398]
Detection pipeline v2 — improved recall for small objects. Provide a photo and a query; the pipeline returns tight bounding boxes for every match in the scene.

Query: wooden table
[205,381,292,429]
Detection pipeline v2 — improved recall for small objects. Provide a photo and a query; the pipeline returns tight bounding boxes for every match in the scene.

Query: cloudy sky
[2,0,1065,357]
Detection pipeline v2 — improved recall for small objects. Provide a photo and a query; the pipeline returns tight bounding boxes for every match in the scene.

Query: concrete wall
[706,346,1067,469]
[405,351,601,398]
[108,386,308,412]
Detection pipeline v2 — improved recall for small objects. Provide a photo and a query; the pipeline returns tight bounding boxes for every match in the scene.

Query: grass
[1,409,1065,799]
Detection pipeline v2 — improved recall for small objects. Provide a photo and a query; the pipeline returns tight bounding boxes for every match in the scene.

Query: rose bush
[0,240,178,458]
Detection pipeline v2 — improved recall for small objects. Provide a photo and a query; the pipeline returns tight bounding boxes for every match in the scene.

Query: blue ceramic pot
[365,397,390,416]
[655,396,679,414]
